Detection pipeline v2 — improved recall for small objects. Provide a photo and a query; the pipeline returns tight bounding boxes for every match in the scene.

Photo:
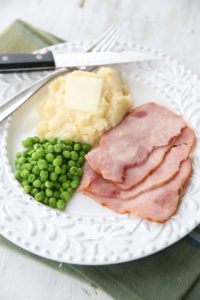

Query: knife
[0,51,160,72]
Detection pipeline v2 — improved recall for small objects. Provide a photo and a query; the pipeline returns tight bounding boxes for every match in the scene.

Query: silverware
[0,26,120,122]
[0,26,120,73]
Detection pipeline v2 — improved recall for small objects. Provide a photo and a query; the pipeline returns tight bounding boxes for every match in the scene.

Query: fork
[0,26,120,122]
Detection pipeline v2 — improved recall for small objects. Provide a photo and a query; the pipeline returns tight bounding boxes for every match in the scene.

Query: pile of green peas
[15,136,91,210]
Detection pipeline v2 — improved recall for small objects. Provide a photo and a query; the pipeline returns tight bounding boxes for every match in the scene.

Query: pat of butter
[65,74,103,113]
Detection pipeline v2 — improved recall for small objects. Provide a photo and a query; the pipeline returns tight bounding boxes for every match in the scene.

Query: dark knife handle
[0,51,55,72]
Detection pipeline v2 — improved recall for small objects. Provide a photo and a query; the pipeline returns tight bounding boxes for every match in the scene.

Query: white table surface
[0,0,199,299]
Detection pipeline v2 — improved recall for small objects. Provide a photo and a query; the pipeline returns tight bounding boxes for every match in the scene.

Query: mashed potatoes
[37,67,132,145]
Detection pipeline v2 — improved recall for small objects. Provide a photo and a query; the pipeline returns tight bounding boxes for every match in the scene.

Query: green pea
[20,169,30,178]
[45,153,54,163]
[38,159,48,170]
[39,137,47,144]
[33,179,42,188]
[32,165,40,175]
[28,174,36,183]
[22,137,35,148]
[18,157,26,165]
[82,144,91,152]
[15,164,21,170]
[54,144,63,153]
[62,181,71,189]
[69,166,78,175]
[56,199,65,210]
[46,145,55,153]
[50,138,57,145]
[73,143,81,152]
[32,136,40,144]
[15,170,21,179]
[48,164,54,172]
[53,156,62,167]
[54,182,61,189]
[16,152,22,158]
[31,188,39,196]
[24,185,32,193]
[50,172,58,182]
[67,172,72,180]
[58,174,67,183]
[33,143,42,150]
[40,170,48,181]
[45,181,54,189]
[65,139,73,145]
[41,183,45,190]
[49,197,56,208]
[28,149,34,155]
[23,163,32,171]
[66,145,72,151]
[80,151,86,157]
[61,191,71,202]
[70,151,78,161]
[59,187,65,192]
[77,168,83,176]
[71,180,79,189]
[43,142,51,149]
[68,187,75,195]
[53,190,60,199]
[22,180,29,187]
[45,189,53,197]
[30,160,37,166]
[68,160,76,167]
[55,166,62,174]
[21,151,29,157]
[43,197,49,205]
[35,149,45,159]
[62,150,71,159]
[77,157,85,166]
[35,191,45,202]
[31,153,38,160]
[61,165,68,175]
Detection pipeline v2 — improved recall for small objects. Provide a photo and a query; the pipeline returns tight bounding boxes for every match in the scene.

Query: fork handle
[0,52,55,72]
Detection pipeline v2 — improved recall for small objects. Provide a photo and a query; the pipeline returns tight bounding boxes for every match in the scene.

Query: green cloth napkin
[1,19,200,300]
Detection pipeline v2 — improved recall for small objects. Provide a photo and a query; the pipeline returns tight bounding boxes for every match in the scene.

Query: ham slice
[85,148,101,173]
[84,159,192,223]
[115,146,170,190]
[81,126,195,200]
[87,146,171,190]
[98,102,186,182]
[78,162,96,192]
[120,126,195,198]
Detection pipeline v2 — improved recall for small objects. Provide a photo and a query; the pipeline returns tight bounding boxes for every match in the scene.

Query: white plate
[0,41,200,265]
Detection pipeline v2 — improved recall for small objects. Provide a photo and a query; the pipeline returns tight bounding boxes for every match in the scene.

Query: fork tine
[91,27,119,52]
[100,29,120,52]
[84,25,116,52]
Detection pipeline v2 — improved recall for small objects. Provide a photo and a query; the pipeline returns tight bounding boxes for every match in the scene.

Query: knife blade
[0,51,160,72]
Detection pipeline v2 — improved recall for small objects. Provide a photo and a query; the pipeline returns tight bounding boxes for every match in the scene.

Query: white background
[0,0,199,299]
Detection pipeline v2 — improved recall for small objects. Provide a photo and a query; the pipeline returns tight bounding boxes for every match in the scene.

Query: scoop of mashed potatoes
[37,67,132,145]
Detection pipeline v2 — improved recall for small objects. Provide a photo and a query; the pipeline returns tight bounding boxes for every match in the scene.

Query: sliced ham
[85,148,101,173]
[84,159,192,223]
[77,162,96,192]
[87,145,171,190]
[98,102,186,182]
[115,146,171,190]
[84,138,192,199]
[81,126,195,200]
[120,126,195,198]
[83,143,191,199]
